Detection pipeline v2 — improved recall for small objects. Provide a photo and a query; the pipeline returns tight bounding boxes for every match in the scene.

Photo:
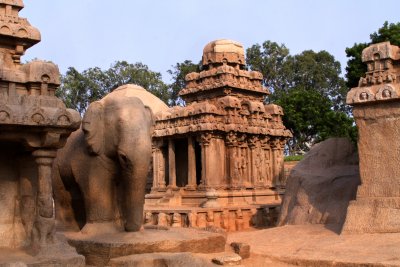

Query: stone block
[212,253,242,265]
[230,242,250,259]
[66,228,226,266]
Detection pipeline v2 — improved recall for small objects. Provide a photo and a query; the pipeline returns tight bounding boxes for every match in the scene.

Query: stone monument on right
[344,41,400,233]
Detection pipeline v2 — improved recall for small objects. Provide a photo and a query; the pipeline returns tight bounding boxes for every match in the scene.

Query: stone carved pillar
[168,139,177,189]
[343,42,400,233]
[31,149,57,249]
[248,136,258,189]
[225,132,239,189]
[260,137,272,188]
[271,137,284,188]
[198,133,212,189]
[237,134,247,189]
[152,140,165,191]
[186,136,196,190]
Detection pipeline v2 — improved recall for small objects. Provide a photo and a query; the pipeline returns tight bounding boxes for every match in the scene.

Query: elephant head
[81,95,153,231]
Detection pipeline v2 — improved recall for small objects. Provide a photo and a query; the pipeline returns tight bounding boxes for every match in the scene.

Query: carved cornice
[347,41,400,106]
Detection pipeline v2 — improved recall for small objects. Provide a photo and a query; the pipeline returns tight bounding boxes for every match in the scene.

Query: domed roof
[202,39,245,67]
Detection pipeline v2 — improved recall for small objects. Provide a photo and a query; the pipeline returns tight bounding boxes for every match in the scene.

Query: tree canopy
[246,41,354,154]
[275,88,356,154]
[57,61,169,114]
[345,21,400,89]
[246,41,348,112]
[167,60,200,106]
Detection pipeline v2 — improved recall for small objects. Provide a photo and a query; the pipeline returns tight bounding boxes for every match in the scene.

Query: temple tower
[0,0,81,251]
[145,39,291,231]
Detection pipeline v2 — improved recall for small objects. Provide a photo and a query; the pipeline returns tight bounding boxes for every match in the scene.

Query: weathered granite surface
[278,138,359,227]
[344,41,400,233]
[65,228,226,266]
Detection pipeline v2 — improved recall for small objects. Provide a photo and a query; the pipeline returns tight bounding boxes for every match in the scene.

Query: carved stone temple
[344,41,400,233]
[0,0,81,258]
[145,39,291,231]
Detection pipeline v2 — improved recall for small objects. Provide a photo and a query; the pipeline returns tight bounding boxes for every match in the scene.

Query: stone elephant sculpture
[53,85,168,234]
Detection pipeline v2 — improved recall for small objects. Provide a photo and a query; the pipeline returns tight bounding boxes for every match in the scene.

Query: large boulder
[278,138,360,227]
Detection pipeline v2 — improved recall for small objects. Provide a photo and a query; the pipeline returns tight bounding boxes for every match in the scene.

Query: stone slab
[228,224,400,267]
[212,253,242,265]
[109,252,217,267]
[65,228,226,266]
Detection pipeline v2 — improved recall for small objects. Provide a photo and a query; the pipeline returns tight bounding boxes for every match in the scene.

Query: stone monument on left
[0,0,82,263]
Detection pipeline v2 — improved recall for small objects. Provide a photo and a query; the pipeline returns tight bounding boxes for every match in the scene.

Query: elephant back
[104,84,169,115]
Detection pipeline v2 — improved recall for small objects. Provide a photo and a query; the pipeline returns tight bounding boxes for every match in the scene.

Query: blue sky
[22,0,399,83]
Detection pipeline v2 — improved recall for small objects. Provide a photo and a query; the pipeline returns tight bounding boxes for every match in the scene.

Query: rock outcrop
[278,138,360,227]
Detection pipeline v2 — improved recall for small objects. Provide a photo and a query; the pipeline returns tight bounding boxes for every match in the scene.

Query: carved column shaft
[168,139,177,188]
[199,133,212,189]
[152,146,159,191]
[187,136,196,190]
[250,146,256,188]
[200,143,207,188]
[32,149,57,247]
[152,141,166,191]
[228,146,237,188]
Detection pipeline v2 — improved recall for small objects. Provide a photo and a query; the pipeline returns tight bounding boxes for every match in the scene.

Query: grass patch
[284,155,304,162]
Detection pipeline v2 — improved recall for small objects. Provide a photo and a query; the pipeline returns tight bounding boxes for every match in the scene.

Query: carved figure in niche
[235,209,244,231]
[358,77,368,87]
[157,213,168,227]
[221,210,229,230]
[144,212,153,226]
[158,159,165,188]
[231,152,242,188]
[53,90,154,234]
[213,212,222,228]
[242,210,251,229]
[206,210,214,227]
[188,212,197,228]
[386,74,394,83]
[377,75,383,84]
[197,213,207,228]
[228,211,236,232]
[264,152,271,185]
[254,152,263,182]
[239,149,247,178]
[171,213,182,227]
[382,89,391,98]
[239,105,249,123]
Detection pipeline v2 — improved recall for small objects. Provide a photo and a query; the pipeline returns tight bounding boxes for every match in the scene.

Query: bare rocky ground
[4,225,400,266]
[228,225,400,267]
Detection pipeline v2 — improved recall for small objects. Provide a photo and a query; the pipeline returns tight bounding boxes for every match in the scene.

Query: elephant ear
[144,105,154,135]
[82,101,104,155]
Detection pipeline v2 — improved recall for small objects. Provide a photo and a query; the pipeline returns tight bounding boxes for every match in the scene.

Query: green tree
[246,41,292,100]
[291,50,348,112]
[246,41,347,111]
[275,88,356,154]
[246,40,352,154]
[167,60,200,106]
[345,21,400,88]
[57,61,169,114]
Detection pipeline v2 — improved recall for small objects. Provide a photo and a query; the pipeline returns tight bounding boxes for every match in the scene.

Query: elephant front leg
[81,160,121,234]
